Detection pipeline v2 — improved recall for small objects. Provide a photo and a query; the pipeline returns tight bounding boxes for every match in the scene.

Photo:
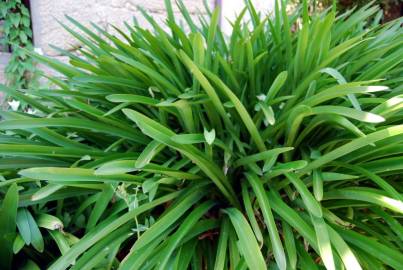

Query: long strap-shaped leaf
[334,162,402,201]
[327,226,362,270]
[336,226,403,270]
[302,125,403,172]
[214,218,230,270]
[0,111,93,149]
[94,160,201,180]
[323,188,403,214]
[122,109,239,207]
[202,69,267,151]
[48,190,182,270]
[302,83,388,107]
[311,215,335,270]
[245,173,286,270]
[234,147,293,168]
[0,117,147,144]
[178,50,232,128]
[119,184,207,270]
[223,208,266,270]
[156,201,216,269]
[285,173,322,218]
[0,144,106,158]
[86,184,115,232]
[19,167,142,184]
[0,184,19,270]
[268,189,317,248]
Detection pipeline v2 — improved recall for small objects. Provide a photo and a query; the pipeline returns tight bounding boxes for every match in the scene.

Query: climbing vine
[0,0,36,89]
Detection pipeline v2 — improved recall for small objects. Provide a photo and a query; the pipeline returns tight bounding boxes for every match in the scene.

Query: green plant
[0,0,402,269]
[0,0,36,89]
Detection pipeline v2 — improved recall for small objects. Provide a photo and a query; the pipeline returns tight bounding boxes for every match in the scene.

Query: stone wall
[0,53,9,85]
[0,53,10,104]
[1,1,273,87]
[24,0,214,80]
[30,0,213,56]
[1,0,214,104]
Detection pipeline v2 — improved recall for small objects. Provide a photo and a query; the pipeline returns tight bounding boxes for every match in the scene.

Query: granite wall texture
[1,1,274,86]
[0,0,213,86]
[31,0,214,79]
[0,53,9,85]
[30,0,212,56]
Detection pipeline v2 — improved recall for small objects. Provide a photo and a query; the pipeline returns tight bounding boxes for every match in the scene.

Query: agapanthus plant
[0,0,402,269]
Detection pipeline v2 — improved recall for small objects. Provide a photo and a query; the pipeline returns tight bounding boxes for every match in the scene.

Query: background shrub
[302,0,402,21]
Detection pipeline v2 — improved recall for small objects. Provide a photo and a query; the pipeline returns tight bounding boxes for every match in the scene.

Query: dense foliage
[0,0,402,269]
[0,0,36,89]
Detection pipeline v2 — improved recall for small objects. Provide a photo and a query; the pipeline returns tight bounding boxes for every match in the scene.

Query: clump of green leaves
[0,0,402,269]
[0,0,36,89]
